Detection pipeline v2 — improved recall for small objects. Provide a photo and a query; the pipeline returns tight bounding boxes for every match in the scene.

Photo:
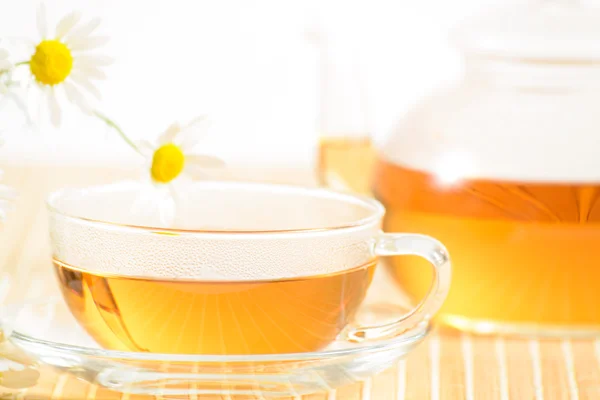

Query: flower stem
[0,61,29,77]
[93,111,143,156]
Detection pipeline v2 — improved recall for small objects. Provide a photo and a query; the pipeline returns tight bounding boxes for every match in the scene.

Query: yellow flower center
[151,144,185,183]
[29,40,73,85]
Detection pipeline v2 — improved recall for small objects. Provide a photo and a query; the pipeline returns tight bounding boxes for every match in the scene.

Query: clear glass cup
[46,181,451,355]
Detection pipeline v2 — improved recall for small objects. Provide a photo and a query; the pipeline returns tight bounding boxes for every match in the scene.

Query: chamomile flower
[94,114,225,227]
[0,48,13,94]
[29,4,112,126]
[136,117,226,185]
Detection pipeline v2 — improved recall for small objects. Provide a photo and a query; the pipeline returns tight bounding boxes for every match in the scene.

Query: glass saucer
[1,296,430,398]
[3,297,430,397]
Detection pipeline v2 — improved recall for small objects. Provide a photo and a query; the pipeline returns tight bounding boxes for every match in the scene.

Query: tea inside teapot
[373,0,600,335]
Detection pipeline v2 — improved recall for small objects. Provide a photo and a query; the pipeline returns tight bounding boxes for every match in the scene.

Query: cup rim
[46,181,385,236]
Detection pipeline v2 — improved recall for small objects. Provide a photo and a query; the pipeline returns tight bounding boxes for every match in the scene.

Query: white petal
[158,123,181,144]
[157,195,176,228]
[63,82,91,114]
[129,185,161,226]
[135,140,156,158]
[3,89,32,125]
[37,3,48,38]
[186,154,226,169]
[0,60,12,70]
[168,181,183,205]
[0,82,7,95]
[74,54,114,67]
[0,49,8,59]
[70,74,102,99]
[183,115,211,134]
[179,136,201,152]
[177,116,211,150]
[55,11,82,39]
[68,36,109,51]
[184,164,209,180]
[130,185,176,228]
[67,18,100,40]
[47,89,62,127]
[72,66,106,80]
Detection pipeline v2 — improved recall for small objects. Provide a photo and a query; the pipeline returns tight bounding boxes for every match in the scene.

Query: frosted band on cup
[47,182,382,280]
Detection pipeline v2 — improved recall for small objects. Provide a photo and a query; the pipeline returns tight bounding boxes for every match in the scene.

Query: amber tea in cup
[48,182,450,355]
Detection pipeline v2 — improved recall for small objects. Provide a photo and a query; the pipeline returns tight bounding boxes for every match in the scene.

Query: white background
[0,0,505,167]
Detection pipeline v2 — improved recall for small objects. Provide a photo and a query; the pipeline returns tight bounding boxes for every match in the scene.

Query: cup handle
[344,233,451,342]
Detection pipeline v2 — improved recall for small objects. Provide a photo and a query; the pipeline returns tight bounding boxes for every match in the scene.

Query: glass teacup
[47,181,451,355]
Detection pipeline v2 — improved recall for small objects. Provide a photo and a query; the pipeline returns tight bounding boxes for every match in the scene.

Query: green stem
[0,61,29,77]
[93,111,143,156]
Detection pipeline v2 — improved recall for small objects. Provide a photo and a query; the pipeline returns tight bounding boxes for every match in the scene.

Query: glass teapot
[373,0,600,335]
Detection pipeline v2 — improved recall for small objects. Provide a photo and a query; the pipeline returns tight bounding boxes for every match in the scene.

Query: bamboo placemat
[4,323,600,399]
[2,165,600,399]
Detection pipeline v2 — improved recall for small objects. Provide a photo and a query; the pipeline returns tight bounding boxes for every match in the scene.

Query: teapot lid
[451,0,600,61]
